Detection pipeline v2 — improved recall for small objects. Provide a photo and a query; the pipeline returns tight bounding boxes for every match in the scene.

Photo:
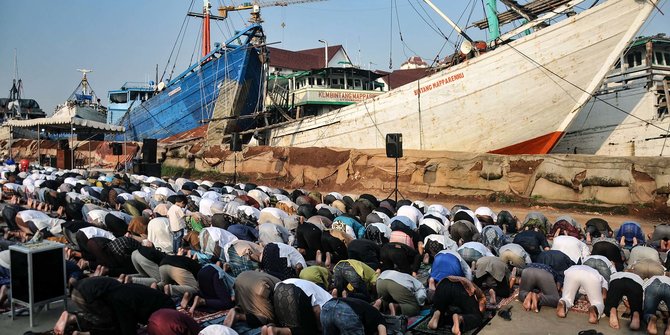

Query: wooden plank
[473,0,571,29]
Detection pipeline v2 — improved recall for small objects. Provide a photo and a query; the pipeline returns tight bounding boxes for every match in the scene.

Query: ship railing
[598,66,670,94]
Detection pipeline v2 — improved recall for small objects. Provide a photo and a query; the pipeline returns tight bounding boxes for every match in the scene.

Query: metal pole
[123,132,127,174]
[70,122,74,169]
[395,157,399,203]
[36,126,40,165]
[8,126,12,160]
[233,153,237,184]
[422,0,474,43]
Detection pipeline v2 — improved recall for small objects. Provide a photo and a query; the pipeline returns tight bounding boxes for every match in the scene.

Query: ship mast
[202,0,211,57]
[77,69,92,96]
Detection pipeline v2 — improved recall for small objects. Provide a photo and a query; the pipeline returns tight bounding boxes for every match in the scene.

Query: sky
[1,0,668,114]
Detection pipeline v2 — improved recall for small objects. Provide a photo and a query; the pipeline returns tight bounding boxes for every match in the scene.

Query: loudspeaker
[142,138,157,163]
[386,133,403,158]
[10,242,66,306]
[111,143,123,155]
[58,139,69,150]
[140,163,161,177]
[230,133,242,152]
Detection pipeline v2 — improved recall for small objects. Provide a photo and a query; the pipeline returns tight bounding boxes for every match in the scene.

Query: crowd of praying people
[0,165,669,335]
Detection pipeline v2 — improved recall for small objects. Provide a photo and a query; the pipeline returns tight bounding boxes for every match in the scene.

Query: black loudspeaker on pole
[111,143,123,156]
[385,133,404,203]
[142,138,158,163]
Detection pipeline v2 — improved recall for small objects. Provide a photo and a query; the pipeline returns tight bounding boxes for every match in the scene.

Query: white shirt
[420,218,446,235]
[87,209,110,226]
[610,271,644,288]
[167,204,186,232]
[275,242,307,268]
[147,217,172,253]
[565,265,608,290]
[80,226,116,240]
[198,198,216,216]
[552,235,590,264]
[281,278,332,307]
[199,325,239,335]
[396,205,423,227]
[367,222,392,239]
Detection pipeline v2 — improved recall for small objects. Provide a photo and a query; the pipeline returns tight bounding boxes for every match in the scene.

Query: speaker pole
[233,152,237,185]
[395,156,398,203]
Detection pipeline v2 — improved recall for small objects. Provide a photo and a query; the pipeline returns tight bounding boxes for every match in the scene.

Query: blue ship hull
[113,24,265,141]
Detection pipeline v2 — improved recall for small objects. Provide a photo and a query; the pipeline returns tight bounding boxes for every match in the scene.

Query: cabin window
[354,79,361,88]
[109,93,128,104]
[308,78,314,85]
[317,78,323,85]
[665,53,670,66]
[654,52,664,65]
[130,91,141,100]
[347,79,353,88]
[626,51,643,68]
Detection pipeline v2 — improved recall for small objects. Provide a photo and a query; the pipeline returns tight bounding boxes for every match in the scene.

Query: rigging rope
[507,43,670,136]
[389,0,394,69]
[161,0,195,83]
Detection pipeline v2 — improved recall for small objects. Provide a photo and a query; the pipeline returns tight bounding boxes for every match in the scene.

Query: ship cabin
[108,82,156,125]
[600,34,670,118]
[267,67,385,119]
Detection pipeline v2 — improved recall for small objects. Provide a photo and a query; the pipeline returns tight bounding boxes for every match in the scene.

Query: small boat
[52,69,107,124]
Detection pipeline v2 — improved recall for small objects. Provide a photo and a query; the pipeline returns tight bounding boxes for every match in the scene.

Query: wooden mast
[202,0,211,57]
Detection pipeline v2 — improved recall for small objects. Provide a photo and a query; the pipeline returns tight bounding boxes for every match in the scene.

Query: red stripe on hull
[490,131,564,155]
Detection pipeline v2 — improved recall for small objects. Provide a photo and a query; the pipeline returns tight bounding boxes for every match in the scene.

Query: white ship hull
[552,86,670,156]
[268,0,657,154]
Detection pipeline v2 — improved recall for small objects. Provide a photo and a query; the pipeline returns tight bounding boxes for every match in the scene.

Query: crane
[217,1,328,23]
[189,0,327,56]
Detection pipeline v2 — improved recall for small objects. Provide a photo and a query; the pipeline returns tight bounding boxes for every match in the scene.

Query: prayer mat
[409,312,494,335]
[176,307,229,327]
[570,294,592,314]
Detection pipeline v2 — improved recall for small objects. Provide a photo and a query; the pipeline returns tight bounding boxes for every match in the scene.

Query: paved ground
[0,300,68,334]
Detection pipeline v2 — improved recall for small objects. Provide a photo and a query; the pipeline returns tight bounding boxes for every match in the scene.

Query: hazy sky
[1,0,668,114]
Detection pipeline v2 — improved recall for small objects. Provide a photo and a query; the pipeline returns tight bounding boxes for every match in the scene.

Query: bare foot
[180,291,192,310]
[647,315,658,335]
[164,284,171,296]
[54,311,74,335]
[388,302,396,316]
[315,250,322,266]
[342,290,348,298]
[372,299,382,310]
[588,306,599,324]
[150,282,158,290]
[117,274,126,283]
[189,295,202,315]
[648,315,658,335]
[324,252,332,268]
[630,311,640,330]
[224,308,237,327]
[609,307,620,329]
[557,300,567,318]
[489,288,497,306]
[331,288,338,298]
[428,277,437,291]
[428,310,441,330]
[522,293,532,311]
[423,252,430,264]
[452,313,462,335]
